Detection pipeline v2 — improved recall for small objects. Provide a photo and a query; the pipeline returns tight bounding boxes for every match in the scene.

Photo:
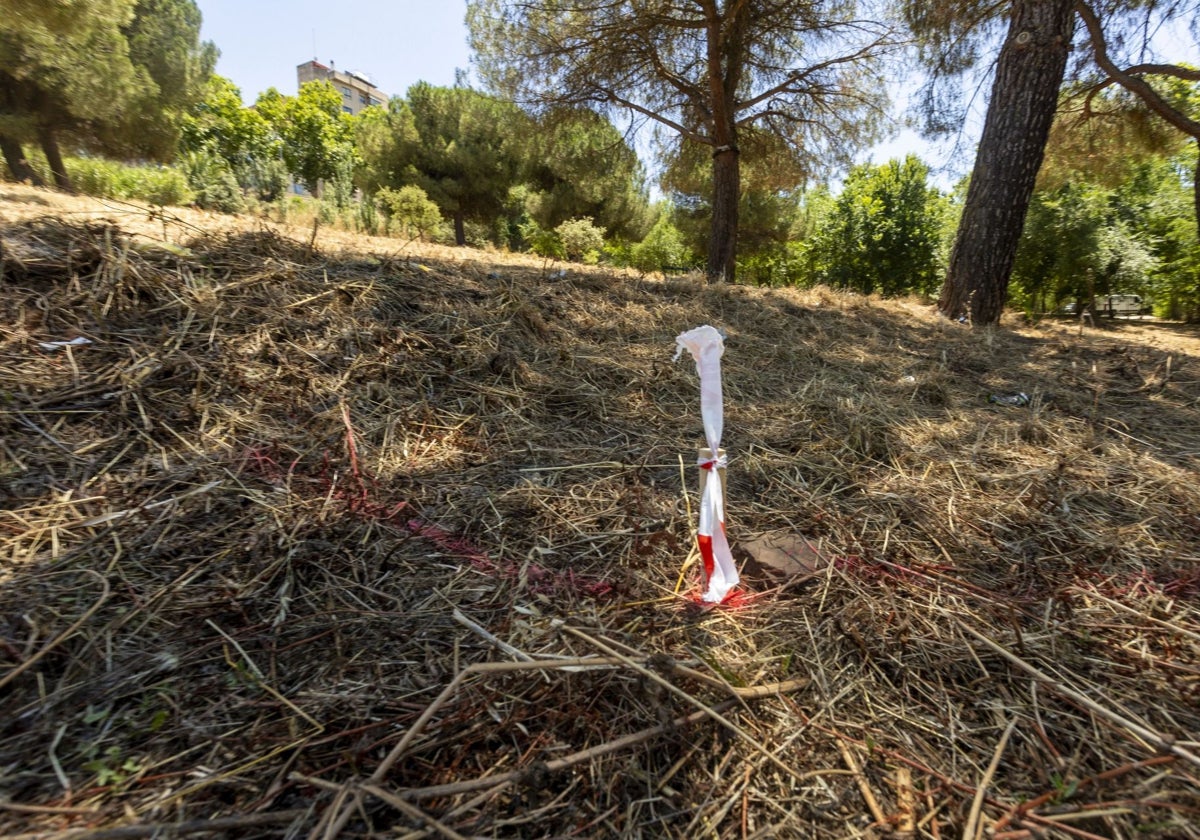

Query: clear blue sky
[195,1,472,102]
[194,0,963,187]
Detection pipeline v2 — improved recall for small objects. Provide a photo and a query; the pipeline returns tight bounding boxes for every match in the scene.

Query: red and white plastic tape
[674,325,739,603]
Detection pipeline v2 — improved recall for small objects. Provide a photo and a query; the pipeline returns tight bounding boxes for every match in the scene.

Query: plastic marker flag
[674,325,739,603]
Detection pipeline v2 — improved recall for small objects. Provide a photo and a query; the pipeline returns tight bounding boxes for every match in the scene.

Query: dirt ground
[2,184,1199,839]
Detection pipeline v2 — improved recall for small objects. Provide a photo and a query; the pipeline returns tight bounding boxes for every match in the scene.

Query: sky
[193,0,967,188]
[195,1,473,105]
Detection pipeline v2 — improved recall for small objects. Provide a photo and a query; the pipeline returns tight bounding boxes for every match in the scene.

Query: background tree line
[2,0,1198,322]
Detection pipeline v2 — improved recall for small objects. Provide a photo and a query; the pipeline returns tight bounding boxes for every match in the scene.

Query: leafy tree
[4,2,104,35]
[524,107,650,240]
[791,183,835,243]
[98,0,217,160]
[1075,4,1200,234]
[468,0,893,283]
[907,0,1199,324]
[0,0,213,190]
[935,0,1075,323]
[354,99,417,195]
[0,0,140,187]
[1012,146,1198,318]
[400,82,530,246]
[0,0,132,182]
[179,75,287,200]
[1039,83,1192,191]
[1114,155,1200,320]
[181,76,265,164]
[256,81,358,196]
[1032,81,1198,317]
[1011,182,1108,313]
[807,155,947,296]
[661,128,807,283]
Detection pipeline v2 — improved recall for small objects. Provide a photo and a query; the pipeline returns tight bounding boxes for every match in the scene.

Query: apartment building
[296,59,387,115]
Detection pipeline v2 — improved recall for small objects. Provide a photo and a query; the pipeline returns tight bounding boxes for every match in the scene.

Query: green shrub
[67,158,123,198]
[737,242,807,287]
[272,195,314,225]
[602,239,633,267]
[182,151,245,213]
[556,217,605,263]
[128,167,192,206]
[356,196,379,235]
[237,156,290,203]
[630,215,688,275]
[462,220,497,248]
[375,186,443,240]
[60,158,192,205]
[4,154,187,205]
[326,157,357,211]
[521,219,564,260]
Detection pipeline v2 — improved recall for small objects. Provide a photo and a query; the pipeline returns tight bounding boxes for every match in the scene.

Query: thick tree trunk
[938,0,1074,325]
[37,125,72,192]
[453,211,466,246]
[0,133,44,186]
[707,147,740,283]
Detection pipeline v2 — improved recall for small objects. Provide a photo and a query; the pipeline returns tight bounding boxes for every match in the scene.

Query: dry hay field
[2,184,1199,840]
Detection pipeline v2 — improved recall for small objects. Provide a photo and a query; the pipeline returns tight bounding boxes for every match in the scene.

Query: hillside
[2,185,1199,839]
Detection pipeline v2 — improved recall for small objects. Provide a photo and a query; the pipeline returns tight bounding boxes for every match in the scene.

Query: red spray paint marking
[681,580,755,609]
[695,526,749,606]
[241,422,614,600]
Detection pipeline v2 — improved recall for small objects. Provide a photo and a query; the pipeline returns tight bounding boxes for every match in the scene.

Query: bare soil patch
[3,185,1199,839]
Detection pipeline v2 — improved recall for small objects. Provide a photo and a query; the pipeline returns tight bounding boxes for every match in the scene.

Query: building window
[341,86,351,97]
[342,105,353,114]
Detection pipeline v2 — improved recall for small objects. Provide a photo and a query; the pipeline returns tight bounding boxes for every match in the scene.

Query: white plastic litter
[37,337,93,352]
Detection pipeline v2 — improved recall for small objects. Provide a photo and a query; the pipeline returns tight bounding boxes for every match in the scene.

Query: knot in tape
[698,454,728,471]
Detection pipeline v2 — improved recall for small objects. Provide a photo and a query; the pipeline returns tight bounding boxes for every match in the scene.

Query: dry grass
[2,184,1199,839]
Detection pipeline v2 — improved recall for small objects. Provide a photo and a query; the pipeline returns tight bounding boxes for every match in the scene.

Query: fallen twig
[963,717,1017,840]
[4,808,311,840]
[958,620,1200,769]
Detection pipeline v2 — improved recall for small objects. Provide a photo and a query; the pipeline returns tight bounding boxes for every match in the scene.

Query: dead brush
[2,186,1200,839]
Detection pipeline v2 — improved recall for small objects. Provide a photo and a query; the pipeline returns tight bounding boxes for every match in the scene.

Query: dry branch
[958,620,1200,769]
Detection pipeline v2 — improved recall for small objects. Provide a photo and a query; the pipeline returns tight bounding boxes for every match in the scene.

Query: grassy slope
[2,185,1199,838]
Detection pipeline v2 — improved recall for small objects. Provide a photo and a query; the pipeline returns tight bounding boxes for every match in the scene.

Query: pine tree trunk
[938,0,1074,325]
[37,125,73,192]
[707,147,740,283]
[0,134,44,186]
[453,212,466,246]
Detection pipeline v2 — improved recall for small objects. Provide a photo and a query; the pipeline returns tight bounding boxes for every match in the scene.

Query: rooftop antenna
[312,29,316,61]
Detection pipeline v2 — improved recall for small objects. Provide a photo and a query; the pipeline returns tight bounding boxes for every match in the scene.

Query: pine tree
[467,0,893,282]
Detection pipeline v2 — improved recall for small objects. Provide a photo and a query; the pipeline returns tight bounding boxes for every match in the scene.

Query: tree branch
[1075,0,1200,139]
[1122,63,1200,82]
[634,29,707,104]
[735,31,891,116]
[596,86,712,145]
